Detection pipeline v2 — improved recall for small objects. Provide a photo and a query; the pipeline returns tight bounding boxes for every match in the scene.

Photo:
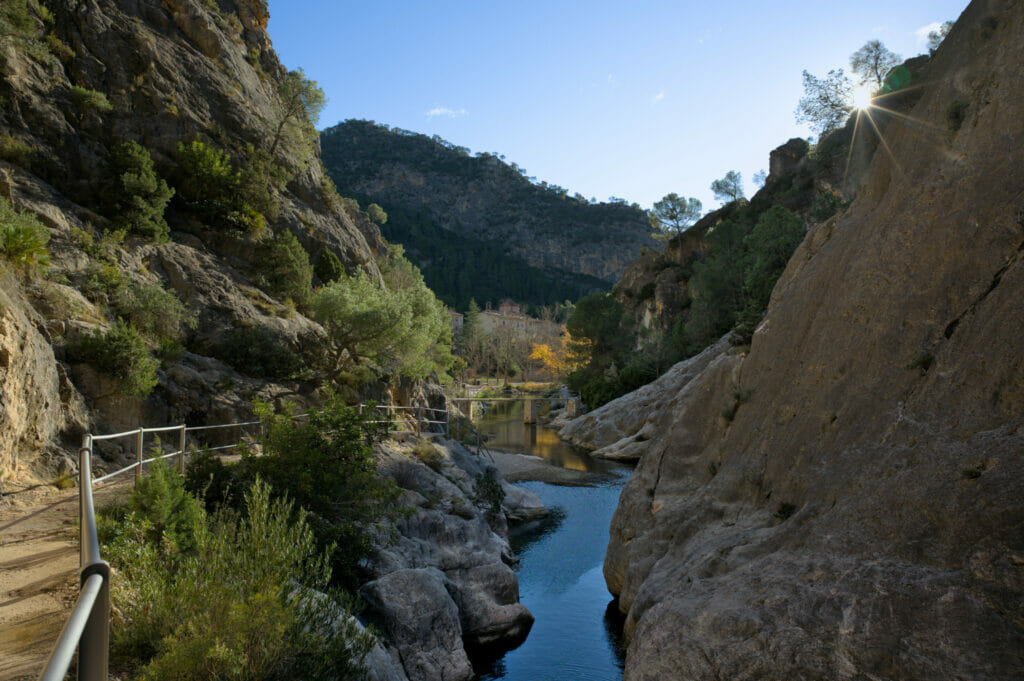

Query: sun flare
[851,83,874,110]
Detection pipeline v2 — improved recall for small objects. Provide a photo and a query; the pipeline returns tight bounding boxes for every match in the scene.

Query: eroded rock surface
[363,439,542,681]
[596,3,1024,679]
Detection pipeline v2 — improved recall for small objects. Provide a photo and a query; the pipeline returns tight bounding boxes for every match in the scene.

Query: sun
[851,83,874,110]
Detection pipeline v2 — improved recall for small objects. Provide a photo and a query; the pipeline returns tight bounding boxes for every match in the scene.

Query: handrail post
[177,425,186,474]
[134,427,144,486]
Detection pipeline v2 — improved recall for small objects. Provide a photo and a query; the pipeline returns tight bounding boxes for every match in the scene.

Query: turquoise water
[472,403,629,681]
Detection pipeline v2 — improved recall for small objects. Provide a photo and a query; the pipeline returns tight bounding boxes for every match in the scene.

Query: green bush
[70,85,113,114]
[69,320,159,396]
[188,396,402,589]
[0,196,50,270]
[100,141,175,240]
[114,281,196,342]
[474,470,505,514]
[314,248,344,284]
[0,135,34,166]
[258,230,313,304]
[215,325,307,380]
[809,190,847,223]
[102,472,373,680]
[174,140,284,236]
[312,251,453,380]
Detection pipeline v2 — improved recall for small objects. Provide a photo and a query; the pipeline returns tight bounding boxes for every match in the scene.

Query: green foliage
[271,68,326,157]
[215,325,307,381]
[70,85,113,114]
[257,230,313,304]
[365,202,387,225]
[0,196,50,270]
[809,190,847,223]
[0,1,61,69]
[849,40,900,87]
[320,120,642,309]
[68,320,159,396]
[100,141,174,241]
[649,193,702,235]
[174,140,283,235]
[102,473,372,680]
[102,458,204,554]
[314,248,344,284]
[114,281,196,342]
[711,170,745,204]
[679,206,804,354]
[45,32,74,61]
[474,470,505,514]
[946,100,968,132]
[187,396,402,589]
[796,68,852,135]
[0,135,34,166]
[742,206,804,312]
[312,251,453,380]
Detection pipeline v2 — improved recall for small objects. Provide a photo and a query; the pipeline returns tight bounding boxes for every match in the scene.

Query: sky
[266,1,969,211]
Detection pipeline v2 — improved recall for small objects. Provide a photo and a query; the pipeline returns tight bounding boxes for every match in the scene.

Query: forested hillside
[320,119,657,309]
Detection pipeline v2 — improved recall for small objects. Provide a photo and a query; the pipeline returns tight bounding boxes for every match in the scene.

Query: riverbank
[487,448,620,486]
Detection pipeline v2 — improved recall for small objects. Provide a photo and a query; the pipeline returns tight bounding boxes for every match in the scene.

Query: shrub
[102,474,373,680]
[70,85,113,114]
[0,135,34,166]
[366,202,387,225]
[215,325,306,380]
[258,230,313,304]
[809,190,847,223]
[0,196,50,270]
[946,100,968,132]
[412,441,444,472]
[189,397,402,589]
[69,320,159,396]
[45,33,74,61]
[100,141,174,240]
[474,470,505,514]
[314,248,344,284]
[114,281,195,342]
[174,140,283,235]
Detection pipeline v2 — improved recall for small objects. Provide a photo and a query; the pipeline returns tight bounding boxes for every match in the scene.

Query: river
[471,400,630,681]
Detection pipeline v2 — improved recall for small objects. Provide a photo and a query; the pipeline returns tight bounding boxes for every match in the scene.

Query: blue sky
[267,1,968,211]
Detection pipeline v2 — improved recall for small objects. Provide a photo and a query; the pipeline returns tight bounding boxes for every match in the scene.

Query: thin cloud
[915,21,944,45]
[426,106,468,118]
[652,91,665,104]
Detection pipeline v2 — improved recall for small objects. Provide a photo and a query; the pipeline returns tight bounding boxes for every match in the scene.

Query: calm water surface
[473,401,630,681]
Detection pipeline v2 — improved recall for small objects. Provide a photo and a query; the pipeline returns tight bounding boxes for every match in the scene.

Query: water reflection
[475,401,618,474]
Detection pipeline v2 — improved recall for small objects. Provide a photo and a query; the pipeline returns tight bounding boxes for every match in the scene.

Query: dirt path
[0,478,130,681]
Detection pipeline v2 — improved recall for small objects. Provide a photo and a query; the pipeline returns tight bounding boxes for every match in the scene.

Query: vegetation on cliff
[320,119,655,309]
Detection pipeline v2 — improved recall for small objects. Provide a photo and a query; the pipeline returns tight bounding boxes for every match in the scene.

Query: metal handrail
[39,399,470,680]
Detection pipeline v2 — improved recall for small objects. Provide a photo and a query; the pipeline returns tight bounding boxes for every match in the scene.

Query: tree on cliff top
[711,171,745,204]
[850,40,901,87]
[649,193,702,236]
[795,68,853,135]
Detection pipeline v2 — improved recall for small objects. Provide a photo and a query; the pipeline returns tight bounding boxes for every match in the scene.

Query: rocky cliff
[0,0,386,480]
[582,2,1024,678]
[321,119,657,310]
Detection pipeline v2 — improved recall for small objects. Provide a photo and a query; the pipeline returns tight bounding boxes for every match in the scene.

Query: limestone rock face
[0,0,388,472]
[361,568,474,681]
[363,440,541,681]
[603,3,1024,679]
[558,337,732,461]
[0,281,87,478]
